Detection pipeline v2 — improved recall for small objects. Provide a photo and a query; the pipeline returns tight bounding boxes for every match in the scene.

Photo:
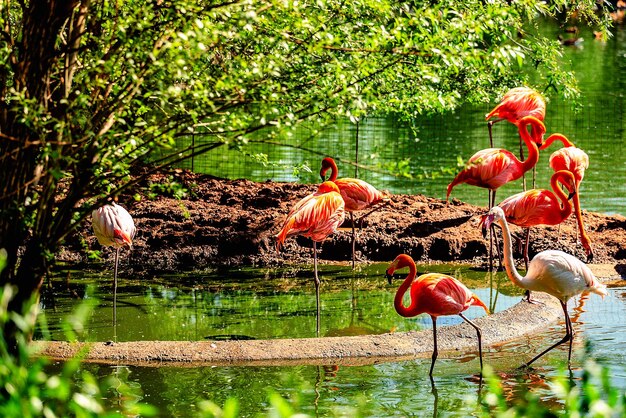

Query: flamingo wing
[448,149,520,198]
[528,250,607,301]
[334,178,387,212]
[92,203,136,248]
[414,273,488,316]
[498,189,565,228]
[486,87,546,122]
[276,191,345,249]
[549,147,589,186]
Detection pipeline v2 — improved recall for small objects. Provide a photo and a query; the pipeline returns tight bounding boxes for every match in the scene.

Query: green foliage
[475,360,626,417]
[0,265,156,417]
[146,176,190,200]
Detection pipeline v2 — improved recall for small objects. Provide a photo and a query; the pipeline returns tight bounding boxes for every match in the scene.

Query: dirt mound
[58,168,626,274]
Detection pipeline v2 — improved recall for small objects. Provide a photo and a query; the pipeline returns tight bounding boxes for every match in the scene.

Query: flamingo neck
[327,159,338,182]
[393,263,421,318]
[541,133,574,150]
[551,172,573,219]
[518,121,540,173]
[496,216,530,290]
[572,191,593,256]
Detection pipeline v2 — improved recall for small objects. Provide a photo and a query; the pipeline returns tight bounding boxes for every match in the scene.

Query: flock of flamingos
[91,87,607,376]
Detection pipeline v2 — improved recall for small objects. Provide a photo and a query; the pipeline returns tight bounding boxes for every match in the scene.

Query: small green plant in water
[475,356,626,417]
[0,263,157,417]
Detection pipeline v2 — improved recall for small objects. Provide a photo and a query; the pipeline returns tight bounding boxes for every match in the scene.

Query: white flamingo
[92,202,136,321]
[482,206,607,368]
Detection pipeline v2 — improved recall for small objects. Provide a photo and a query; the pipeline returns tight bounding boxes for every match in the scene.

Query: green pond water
[38,264,626,417]
[168,19,626,216]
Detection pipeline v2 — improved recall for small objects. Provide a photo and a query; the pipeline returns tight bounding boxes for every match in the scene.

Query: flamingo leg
[518,301,572,369]
[565,301,575,367]
[430,316,438,376]
[523,228,531,270]
[459,313,484,374]
[113,247,120,340]
[313,241,321,336]
[350,212,356,269]
[488,190,496,271]
[522,228,533,303]
[430,375,439,418]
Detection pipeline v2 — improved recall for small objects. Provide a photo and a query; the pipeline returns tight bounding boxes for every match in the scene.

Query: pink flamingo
[447,115,545,208]
[276,181,345,334]
[92,202,136,330]
[495,170,577,270]
[385,254,489,376]
[486,87,546,148]
[320,157,390,267]
[482,206,607,368]
[540,134,593,260]
[486,87,546,189]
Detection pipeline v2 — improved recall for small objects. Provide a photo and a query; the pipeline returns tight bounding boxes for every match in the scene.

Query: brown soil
[59,168,626,274]
[47,168,626,366]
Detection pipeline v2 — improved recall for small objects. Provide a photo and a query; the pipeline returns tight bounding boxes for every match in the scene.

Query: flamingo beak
[481,214,494,238]
[320,169,327,182]
[385,270,394,285]
[567,190,576,201]
[114,229,133,248]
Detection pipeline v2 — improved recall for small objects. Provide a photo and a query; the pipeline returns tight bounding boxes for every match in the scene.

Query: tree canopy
[0,0,611,341]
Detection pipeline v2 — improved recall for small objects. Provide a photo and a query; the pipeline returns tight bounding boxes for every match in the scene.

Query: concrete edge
[35,264,619,368]
[34,292,562,367]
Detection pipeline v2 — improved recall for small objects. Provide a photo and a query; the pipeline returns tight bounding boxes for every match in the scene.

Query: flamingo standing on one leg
[320,157,391,268]
[493,170,577,270]
[92,202,136,329]
[276,181,346,335]
[385,254,490,376]
[482,206,607,369]
[447,115,545,209]
[486,87,546,188]
[540,134,593,260]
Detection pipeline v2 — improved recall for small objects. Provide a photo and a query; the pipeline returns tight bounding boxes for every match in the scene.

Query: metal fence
[165,90,625,214]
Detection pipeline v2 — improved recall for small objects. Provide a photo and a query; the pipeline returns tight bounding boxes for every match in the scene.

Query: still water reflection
[39,265,624,417]
[38,263,518,342]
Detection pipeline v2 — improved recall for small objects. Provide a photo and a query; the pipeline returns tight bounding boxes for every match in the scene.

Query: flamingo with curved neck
[447,115,545,208]
[385,254,489,376]
[320,157,391,267]
[540,133,593,260]
[482,206,607,368]
[495,170,577,270]
[486,87,546,147]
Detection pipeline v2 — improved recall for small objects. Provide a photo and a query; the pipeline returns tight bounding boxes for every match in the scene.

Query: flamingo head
[113,229,133,248]
[319,157,337,182]
[385,254,414,284]
[555,170,577,199]
[481,206,506,236]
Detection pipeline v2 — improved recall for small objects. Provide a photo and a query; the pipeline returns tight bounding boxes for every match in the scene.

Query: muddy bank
[46,170,626,365]
[59,169,626,275]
